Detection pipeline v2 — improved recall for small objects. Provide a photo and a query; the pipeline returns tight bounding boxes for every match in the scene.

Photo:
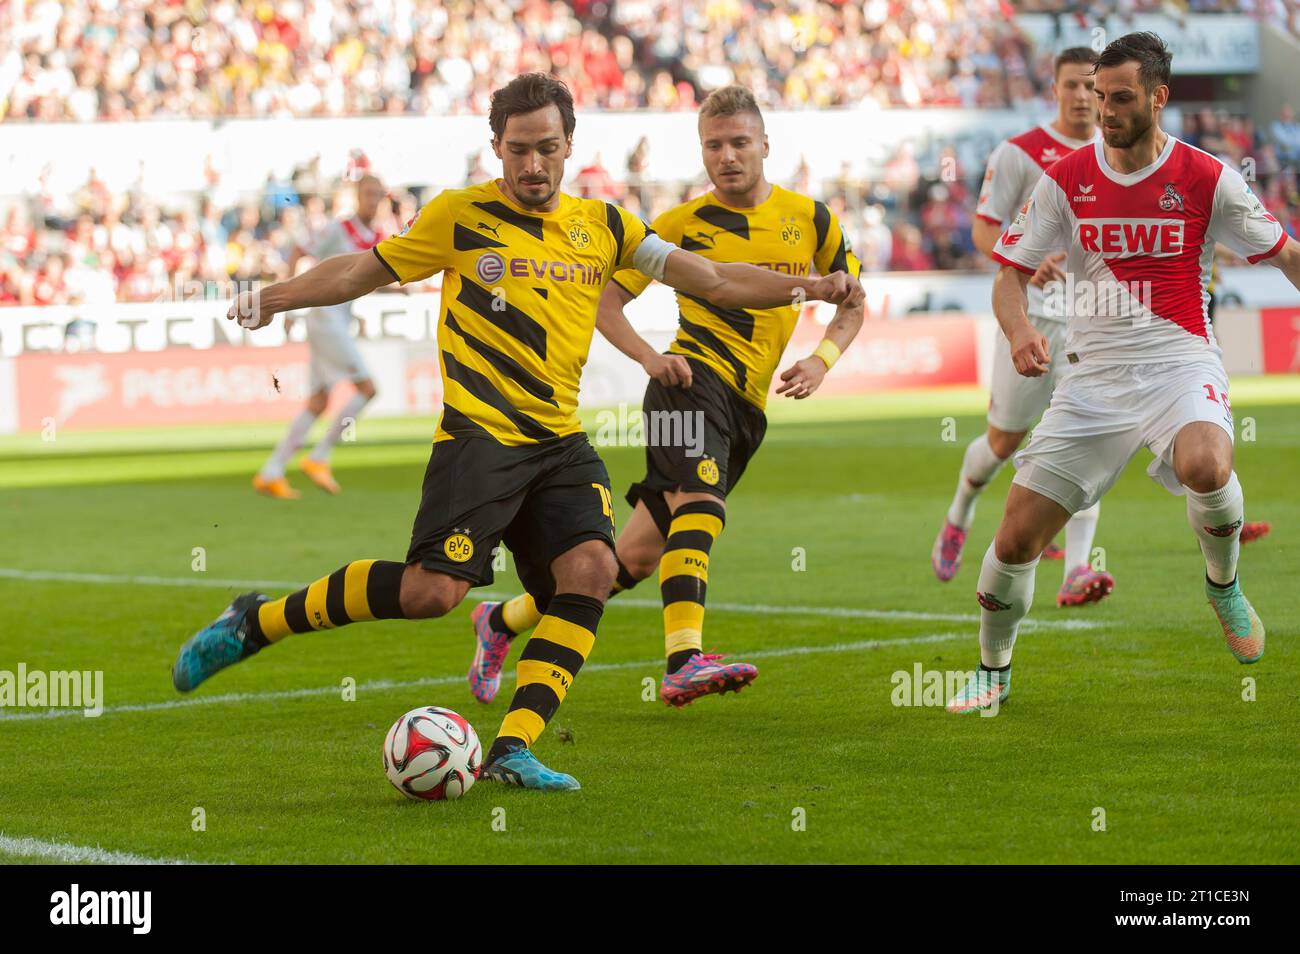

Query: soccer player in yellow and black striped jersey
[170,74,863,792]
[469,85,865,708]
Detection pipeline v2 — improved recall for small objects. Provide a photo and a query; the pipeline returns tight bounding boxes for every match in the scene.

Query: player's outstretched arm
[1271,236,1300,290]
[595,281,693,388]
[660,248,864,311]
[776,297,865,400]
[226,250,394,330]
[992,264,1050,377]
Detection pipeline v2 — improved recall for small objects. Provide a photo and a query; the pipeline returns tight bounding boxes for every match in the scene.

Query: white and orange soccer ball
[382,706,481,801]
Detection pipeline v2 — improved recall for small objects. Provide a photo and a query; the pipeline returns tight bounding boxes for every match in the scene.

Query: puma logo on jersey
[1078,219,1185,257]
[689,229,723,248]
[476,221,501,238]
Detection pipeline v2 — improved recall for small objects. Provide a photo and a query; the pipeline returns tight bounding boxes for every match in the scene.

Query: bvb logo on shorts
[566,221,591,249]
[696,457,720,486]
[444,532,474,563]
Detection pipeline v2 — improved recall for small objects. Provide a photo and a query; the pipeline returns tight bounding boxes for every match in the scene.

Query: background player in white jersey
[933,47,1114,609]
[254,174,390,499]
[947,32,1300,713]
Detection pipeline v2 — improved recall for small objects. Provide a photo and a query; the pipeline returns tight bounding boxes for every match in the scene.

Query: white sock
[1184,471,1243,586]
[260,410,317,480]
[976,542,1039,668]
[1063,501,1100,578]
[309,392,370,463]
[947,434,1008,529]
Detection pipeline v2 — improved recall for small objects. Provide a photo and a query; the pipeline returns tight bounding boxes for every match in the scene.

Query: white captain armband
[631,233,676,282]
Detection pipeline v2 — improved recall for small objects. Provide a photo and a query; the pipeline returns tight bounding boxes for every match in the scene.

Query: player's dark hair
[1096,32,1172,91]
[489,73,576,141]
[1054,46,1099,76]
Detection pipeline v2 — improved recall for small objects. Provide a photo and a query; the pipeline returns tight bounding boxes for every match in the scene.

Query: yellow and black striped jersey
[374,180,655,445]
[613,184,861,409]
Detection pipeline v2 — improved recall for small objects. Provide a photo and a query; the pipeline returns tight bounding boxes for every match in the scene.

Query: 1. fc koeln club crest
[1159,183,1185,212]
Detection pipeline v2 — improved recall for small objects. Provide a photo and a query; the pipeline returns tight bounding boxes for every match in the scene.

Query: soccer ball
[382,706,481,800]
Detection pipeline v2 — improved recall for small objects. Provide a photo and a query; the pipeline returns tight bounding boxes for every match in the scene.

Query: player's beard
[1104,106,1155,149]
[511,174,558,208]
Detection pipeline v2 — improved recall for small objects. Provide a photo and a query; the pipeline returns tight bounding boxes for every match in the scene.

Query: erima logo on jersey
[1040,147,1060,163]
[1073,184,1097,202]
[1078,219,1185,257]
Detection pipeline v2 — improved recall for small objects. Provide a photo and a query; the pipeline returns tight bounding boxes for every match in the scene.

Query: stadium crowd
[1,0,1297,306]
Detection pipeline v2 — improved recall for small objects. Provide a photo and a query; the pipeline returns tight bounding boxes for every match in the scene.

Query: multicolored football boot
[1206,577,1265,664]
[945,666,1011,714]
[1056,565,1115,607]
[1041,543,1065,560]
[483,746,580,791]
[931,520,967,582]
[1240,521,1271,545]
[659,652,758,707]
[468,601,513,704]
[172,592,267,692]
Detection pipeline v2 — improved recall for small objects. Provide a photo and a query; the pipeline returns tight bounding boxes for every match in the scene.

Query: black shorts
[625,357,767,536]
[407,432,615,610]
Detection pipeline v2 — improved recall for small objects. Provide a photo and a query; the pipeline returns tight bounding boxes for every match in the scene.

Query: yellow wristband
[813,338,841,370]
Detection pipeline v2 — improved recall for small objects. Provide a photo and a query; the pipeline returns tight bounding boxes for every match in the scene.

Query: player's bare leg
[302,378,377,495]
[468,501,661,703]
[254,388,330,499]
[1174,422,1263,663]
[483,540,618,791]
[947,483,1071,713]
[934,424,1021,581]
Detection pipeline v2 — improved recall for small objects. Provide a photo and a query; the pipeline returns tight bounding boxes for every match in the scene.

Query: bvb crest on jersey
[780,215,802,246]
[566,220,591,249]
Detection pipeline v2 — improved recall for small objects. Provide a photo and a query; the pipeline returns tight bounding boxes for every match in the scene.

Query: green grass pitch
[0,380,1296,864]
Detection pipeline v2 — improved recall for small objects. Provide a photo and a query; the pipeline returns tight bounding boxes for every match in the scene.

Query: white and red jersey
[312,215,385,260]
[993,136,1287,364]
[309,215,386,326]
[977,124,1095,321]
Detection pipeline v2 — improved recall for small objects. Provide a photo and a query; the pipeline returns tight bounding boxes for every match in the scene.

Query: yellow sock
[659,500,725,664]
[254,559,405,643]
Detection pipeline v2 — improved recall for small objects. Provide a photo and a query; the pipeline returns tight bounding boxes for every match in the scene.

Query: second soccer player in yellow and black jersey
[170,74,863,792]
[470,86,865,708]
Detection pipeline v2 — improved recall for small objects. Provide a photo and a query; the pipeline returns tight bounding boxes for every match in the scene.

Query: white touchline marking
[0,567,1102,631]
[0,832,197,865]
[0,632,967,724]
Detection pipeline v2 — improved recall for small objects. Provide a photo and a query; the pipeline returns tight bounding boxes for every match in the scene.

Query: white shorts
[306,312,370,392]
[987,315,1068,433]
[1012,358,1234,514]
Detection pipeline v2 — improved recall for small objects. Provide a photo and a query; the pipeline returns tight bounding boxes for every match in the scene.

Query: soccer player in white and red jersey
[948,32,1300,712]
[253,174,389,499]
[933,47,1114,609]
